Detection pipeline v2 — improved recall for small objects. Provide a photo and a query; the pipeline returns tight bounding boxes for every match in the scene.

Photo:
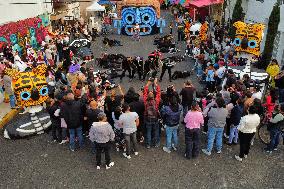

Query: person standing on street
[89,112,115,170]
[265,104,284,153]
[119,104,139,159]
[184,101,204,159]
[61,92,84,151]
[143,79,161,148]
[202,97,228,156]
[180,80,195,118]
[235,106,260,161]
[161,97,182,153]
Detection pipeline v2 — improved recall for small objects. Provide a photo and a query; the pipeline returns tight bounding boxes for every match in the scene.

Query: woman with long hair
[161,97,182,153]
[184,101,204,159]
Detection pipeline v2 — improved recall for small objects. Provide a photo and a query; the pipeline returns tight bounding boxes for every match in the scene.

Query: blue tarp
[98,0,114,5]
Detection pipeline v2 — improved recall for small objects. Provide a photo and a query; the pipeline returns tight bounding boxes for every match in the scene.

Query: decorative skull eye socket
[40,87,49,96]
[20,91,31,101]
[248,40,257,48]
[125,14,135,24]
[195,31,200,35]
[234,38,241,46]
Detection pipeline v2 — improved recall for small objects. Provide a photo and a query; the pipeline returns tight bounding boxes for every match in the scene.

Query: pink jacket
[184,111,204,129]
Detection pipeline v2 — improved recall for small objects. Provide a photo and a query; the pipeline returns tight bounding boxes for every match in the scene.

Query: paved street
[0,10,284,189]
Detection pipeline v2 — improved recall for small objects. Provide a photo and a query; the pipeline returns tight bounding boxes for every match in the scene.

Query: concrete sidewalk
[0,102,11,122]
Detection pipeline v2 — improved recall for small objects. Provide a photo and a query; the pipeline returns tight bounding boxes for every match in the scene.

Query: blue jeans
[9,95,16,108]
[165,125,179,149]
[207,127,224,152]
[268,127,282,150]
[279,88,284,103]
[69,127,83,150]
[145,120,159,146]
[229,125,238,143]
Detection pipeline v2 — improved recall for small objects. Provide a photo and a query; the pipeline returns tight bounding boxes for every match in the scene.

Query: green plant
[229,0,244,38]
[260,2,280,69]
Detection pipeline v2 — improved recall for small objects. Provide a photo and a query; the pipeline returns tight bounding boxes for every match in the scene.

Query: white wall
[276,4,284,67]
[0,0,52,25]
[245,0,277,23]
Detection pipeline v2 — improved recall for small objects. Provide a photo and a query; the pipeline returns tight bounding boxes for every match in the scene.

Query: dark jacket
[160,105,182,126]
[275,74,284,89]
[85,108,102,127]
[47,102,61,126]
[230,105,243,126]
[61,100,83,129]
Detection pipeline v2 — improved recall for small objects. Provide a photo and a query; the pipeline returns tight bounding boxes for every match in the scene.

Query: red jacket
[143,85,161,111]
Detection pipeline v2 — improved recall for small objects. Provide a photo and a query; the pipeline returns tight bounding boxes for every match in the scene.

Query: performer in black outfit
[120,56,133,81]
[143,57,158,80]
[131,56,143,80]
[159,58,175,82]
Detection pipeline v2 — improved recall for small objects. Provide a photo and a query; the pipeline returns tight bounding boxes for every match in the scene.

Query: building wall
[0,0,52,25]
[80,1,93,21]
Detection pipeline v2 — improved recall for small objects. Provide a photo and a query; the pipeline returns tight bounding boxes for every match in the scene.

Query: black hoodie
[61,100,83,129]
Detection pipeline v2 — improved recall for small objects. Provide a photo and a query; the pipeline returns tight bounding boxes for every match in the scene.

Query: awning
[186,0,224,8]
[86,1,106,12]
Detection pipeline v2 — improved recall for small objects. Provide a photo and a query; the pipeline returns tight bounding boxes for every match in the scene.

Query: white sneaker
[217,150,222,154]
[163,147,171,153]
[235,155,243,162]
[97,166,100,170]
[202,149,211,156]
[106,162,115,169]
[223,133,229,139]
[172,144,177,151]
[134,152,139,156]
[59,140,68,144]
[244,155,248,159]
[123,153,131,159]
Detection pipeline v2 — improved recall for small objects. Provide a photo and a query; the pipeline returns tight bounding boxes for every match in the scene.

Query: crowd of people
[1,6,284,171]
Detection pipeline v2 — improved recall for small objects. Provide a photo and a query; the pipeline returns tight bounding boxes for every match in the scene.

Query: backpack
[145,100,158,120]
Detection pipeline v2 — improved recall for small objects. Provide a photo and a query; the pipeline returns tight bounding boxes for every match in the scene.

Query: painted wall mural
[0,14,50,54]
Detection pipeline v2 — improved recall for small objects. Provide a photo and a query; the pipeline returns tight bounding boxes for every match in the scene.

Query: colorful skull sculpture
[122,6,157,35]
[233,21,265,56]
[189,22,208,45]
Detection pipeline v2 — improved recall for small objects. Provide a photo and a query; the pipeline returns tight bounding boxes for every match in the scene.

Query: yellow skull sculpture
[233,21,265,56]
[4,64,48,107]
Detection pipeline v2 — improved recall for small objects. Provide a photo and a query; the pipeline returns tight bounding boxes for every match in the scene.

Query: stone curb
[0,109,20,129]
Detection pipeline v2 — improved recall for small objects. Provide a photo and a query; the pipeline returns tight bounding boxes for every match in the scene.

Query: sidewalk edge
[0,109,20,129]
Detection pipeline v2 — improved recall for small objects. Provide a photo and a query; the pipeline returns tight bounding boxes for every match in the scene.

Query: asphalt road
[0,10,284,189]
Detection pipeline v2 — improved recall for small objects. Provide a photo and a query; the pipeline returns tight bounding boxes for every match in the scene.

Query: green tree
[260,3,280,69]
[229,0,244,38]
